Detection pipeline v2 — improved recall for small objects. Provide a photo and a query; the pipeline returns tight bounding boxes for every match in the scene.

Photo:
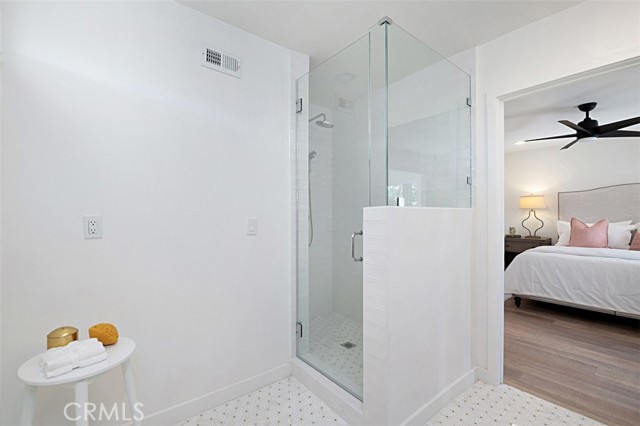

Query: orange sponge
[89,323,119,346]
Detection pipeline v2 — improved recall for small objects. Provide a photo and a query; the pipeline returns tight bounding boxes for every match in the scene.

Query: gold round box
[46,326,78,349]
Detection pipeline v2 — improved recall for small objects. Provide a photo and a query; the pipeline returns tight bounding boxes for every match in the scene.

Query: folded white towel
[78,351,108,368]
[44,364,74,379]
[40,338,100,365]
[42,342,105,371]
[40,339,108,378]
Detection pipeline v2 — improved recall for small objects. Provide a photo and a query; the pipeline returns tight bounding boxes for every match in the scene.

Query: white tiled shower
[293,20,474,426]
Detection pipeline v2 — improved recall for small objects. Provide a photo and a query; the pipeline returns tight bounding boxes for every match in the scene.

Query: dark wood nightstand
[504,237,552,269]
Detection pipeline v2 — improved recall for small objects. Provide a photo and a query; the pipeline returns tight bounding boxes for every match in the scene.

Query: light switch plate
[247,217,257,235]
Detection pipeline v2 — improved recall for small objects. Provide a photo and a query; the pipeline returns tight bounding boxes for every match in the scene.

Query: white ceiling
[505,64,640,153]
[178,0,582,68]
[177,1,639,154]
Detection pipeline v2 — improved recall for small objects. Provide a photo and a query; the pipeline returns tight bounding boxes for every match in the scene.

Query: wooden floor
[504,298,640,426]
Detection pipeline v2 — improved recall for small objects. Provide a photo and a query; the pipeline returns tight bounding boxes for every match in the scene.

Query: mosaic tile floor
[178,376,347,426]
[307,313,362,393]
[426,380,603,426]
[180,377,603,426]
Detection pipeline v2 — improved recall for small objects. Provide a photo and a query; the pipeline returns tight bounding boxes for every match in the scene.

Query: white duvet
[504,246,640,316]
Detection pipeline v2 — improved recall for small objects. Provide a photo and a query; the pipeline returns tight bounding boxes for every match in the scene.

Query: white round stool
[17,337,140,426]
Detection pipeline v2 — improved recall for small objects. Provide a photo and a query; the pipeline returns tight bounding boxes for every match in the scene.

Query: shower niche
[295,18,472,417]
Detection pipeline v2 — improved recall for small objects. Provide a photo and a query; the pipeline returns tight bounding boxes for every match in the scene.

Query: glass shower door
[296,35,370,400]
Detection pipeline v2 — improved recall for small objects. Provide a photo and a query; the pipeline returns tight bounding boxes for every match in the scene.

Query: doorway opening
[499,60,640,425]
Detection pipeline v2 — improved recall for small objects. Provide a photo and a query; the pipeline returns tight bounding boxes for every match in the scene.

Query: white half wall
[1,1,306,425]
[474,0,640,383]
[363,207,473,425]
[505,139,640,242]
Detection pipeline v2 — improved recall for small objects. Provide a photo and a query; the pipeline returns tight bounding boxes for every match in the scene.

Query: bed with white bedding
[504,183,640,319]
[504,245,640,317]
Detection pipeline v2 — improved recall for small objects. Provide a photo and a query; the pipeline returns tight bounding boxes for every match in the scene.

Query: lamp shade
[519,194,546,209]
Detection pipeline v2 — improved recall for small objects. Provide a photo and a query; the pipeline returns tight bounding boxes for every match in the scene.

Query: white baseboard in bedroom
[504,293,512,301]
[141,363,291,426]
[400,368,477,426]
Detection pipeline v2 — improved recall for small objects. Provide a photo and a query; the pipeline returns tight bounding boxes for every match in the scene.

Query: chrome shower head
[309,113,334,129]
[315,119,334,129]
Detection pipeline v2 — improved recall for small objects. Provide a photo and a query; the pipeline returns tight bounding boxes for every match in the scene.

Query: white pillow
[556,219,634,248]
[608,223,637,249]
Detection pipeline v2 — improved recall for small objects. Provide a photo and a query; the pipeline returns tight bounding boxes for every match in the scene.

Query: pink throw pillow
[568,218,609,248]
[630,232,640,251]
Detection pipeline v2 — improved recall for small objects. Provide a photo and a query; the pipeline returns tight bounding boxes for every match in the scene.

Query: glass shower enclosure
[295,19,471,400]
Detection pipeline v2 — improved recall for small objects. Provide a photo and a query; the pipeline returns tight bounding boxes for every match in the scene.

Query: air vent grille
[206,49,221,67]
[201,47,241,78]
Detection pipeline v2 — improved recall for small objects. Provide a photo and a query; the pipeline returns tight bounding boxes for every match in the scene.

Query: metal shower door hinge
[466,97,472,107]
[296,98,303,113]
[296,322,303,338]
[467,176,472,185]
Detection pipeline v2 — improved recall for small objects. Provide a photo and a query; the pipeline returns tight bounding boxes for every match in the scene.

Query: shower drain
[340,342,356,349]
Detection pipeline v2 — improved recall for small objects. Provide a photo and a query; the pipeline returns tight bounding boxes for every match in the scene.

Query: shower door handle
[351,230,363,262]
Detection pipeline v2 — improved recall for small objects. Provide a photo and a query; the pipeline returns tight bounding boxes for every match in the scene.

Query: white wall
[505,140,640,242]
[474,0,640,382]
[1,1,306,424]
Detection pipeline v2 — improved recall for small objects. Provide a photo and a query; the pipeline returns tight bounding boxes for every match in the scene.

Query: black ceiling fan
[524,102,640,150]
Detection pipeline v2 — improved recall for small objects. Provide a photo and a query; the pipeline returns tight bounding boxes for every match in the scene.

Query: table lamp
[519,194,546,238]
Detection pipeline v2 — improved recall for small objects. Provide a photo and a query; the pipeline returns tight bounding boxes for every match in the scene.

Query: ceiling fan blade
[524,133,576,142]
[558,120,592,134]
[598,130,640,138]
[560,139,580,150]
[595,116,640,135]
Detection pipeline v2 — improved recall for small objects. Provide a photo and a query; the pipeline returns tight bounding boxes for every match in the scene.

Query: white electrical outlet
[83,215,102,239]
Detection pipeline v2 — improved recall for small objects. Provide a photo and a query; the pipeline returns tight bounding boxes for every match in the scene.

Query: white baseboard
[290,359,364,426]
[400,368,477,426]
[141,364,291,426]
[142,361,483,426]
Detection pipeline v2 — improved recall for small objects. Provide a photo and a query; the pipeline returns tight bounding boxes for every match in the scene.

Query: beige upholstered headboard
[558,183,640,223]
